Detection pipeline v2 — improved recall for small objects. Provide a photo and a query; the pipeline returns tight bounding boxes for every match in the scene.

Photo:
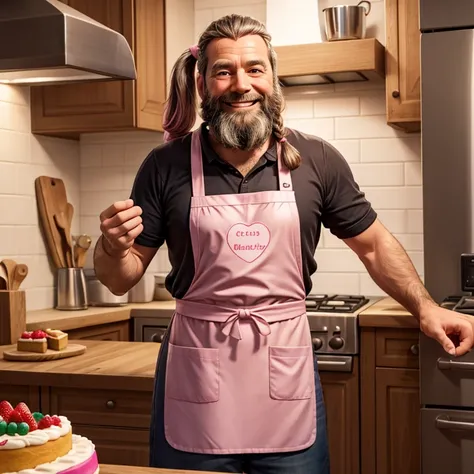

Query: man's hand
[419,305,474,356]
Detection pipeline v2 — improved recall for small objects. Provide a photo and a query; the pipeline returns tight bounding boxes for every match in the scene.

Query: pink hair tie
[189,45,199,59]
[279,137,287,143]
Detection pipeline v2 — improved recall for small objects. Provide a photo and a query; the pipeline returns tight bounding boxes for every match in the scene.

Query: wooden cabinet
[361,327,421,474]
[320,361,360,474]
[31,0,166,139]
[44,386,152,466]
[385,0,421,132]
[68,320,131,341]
[0,385,41,413]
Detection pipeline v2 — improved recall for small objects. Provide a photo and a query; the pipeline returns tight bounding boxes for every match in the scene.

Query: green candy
[7,422,17,435]
[32,412,44,422]
[0,420,7,435]
[17,422,29,435]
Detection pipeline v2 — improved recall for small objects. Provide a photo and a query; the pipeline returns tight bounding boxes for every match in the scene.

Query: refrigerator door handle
[436,415,474,431]
[437,358,474,371]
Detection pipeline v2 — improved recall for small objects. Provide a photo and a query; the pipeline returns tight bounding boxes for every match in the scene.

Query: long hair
[162,14,301,170]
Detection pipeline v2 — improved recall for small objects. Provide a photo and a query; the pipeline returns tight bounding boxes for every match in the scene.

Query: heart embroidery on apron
[227,222,271,263]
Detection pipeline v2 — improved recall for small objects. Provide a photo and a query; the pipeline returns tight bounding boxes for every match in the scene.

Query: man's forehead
[208,36,269,58]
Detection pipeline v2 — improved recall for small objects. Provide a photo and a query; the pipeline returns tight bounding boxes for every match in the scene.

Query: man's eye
[216,71,230,76]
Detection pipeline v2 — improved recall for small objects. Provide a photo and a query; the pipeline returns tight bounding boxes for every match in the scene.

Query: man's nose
[231,69,251,94]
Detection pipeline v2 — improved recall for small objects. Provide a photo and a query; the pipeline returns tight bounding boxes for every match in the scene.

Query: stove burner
[305,294,369,313]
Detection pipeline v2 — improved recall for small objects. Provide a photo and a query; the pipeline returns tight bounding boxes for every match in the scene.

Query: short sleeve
[129,150,165,248]
[321,141,377,239]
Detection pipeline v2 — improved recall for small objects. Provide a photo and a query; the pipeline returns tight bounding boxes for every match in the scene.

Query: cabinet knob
[410,344,419,356]
[106,400,115,409]
[151,333,164,343]
[392,90,400,98]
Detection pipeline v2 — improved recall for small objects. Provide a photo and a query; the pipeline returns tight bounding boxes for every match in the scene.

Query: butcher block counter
[358,297,418,328]
[100,465,224,474]
[26,301,176,331]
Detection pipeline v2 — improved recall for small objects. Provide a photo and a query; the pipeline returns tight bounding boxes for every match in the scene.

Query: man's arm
[342,218,436,320]
[343,218,473,356]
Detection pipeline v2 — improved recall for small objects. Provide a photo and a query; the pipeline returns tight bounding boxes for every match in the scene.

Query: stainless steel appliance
[420,1,474,472]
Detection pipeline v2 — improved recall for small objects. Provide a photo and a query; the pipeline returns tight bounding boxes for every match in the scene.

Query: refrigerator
[420,1,474,473]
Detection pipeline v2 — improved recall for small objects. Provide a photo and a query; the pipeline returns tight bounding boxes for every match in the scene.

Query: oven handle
[436,415,474,431]
[315,355,352,372]
[437,358,474,371]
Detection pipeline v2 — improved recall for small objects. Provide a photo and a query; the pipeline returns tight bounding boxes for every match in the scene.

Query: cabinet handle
[392,90,400,98]
[410,344,419,355]
[106,400,115,409]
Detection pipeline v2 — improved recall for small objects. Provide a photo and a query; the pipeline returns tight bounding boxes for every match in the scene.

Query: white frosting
[0,416,71,450]
[4,434,97,474]
[18,338,47,343]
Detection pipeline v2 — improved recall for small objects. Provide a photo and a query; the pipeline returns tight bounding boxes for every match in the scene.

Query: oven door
[420,332,474,407]
[422,408,474,474]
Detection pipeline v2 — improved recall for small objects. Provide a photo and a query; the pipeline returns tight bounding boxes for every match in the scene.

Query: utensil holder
[0,290,26,345]
[56,268,88,310]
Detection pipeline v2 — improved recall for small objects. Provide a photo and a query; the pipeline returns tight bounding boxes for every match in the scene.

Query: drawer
[376,328,420,368]
[48,387,153,429]
[73,424,149,467]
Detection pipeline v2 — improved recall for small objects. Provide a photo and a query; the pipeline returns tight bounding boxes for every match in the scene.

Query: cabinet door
[320,363,359,474]
[31,0,135,138]
[385,0,421,132]
[0,385,41,412]
[376,368,420,474]
[68,321,131,341]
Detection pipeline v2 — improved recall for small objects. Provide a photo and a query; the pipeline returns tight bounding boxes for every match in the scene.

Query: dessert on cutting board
[17,329,68,353]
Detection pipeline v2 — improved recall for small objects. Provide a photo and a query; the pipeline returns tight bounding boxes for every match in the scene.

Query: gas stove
[439,295,474,315]
[305,294,380,355]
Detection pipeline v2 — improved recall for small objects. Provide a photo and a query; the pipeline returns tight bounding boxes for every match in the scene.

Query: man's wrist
[100,235,130,259]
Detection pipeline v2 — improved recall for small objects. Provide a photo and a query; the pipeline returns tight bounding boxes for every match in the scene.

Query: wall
[0,85,80,310]
[193,0,423,296]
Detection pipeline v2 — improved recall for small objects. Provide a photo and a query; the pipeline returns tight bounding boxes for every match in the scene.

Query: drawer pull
[106,400,115,409]
[410,344,419,355]
[437,358,474,371]
[436,415,474,431]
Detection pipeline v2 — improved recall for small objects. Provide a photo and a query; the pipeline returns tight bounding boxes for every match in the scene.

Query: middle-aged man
[94,14,474,474]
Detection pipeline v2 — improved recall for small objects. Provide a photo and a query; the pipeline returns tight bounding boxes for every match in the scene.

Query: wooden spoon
[74,234,92,268]
[10,264,28,291]
[0,264,7,290]
[54,212,74,267]
[0,259,17,290]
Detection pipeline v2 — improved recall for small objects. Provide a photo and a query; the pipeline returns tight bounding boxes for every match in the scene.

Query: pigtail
[163,49,198,142]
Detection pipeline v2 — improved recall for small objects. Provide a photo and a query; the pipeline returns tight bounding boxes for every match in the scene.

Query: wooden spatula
[11,264,28,291]
[74,234,92,268]
[54,211,74,267]
[0,259,17,290]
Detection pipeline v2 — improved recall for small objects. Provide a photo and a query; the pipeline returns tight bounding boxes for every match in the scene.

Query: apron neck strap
[190,129,293,197]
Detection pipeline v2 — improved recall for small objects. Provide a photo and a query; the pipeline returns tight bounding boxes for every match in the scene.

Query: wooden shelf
[274,38,385,87]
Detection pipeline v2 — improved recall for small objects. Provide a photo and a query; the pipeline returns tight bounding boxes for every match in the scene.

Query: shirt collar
[199,123,277,164]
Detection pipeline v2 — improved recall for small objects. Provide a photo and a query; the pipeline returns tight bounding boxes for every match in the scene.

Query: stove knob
[329,336,344,350]
[312,337,323,351]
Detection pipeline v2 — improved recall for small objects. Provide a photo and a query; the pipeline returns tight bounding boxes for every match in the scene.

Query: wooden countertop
[0,340,160,391]
[100,465,224,474]
[26,301,176,331]
[359,297,419,329]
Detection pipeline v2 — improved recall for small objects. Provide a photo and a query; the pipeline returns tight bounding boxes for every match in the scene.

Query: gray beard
[201,92,276,151]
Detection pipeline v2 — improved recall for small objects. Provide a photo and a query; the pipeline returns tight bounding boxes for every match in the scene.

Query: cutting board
[35,176,69,268]
[2,344,86,361]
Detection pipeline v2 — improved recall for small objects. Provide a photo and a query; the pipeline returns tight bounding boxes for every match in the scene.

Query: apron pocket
[269,346,313,400]
[166,343,220,403]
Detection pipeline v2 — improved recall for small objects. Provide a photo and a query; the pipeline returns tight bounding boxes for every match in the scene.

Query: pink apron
[164,129,316,454]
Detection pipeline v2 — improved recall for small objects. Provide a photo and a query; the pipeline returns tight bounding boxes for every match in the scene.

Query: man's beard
[200,90,279,151]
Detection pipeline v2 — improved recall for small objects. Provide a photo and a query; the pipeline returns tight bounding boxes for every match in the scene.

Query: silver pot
[323,1,371,41]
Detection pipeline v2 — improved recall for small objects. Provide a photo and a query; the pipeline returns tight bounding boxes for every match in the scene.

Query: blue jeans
[149,330,330,474]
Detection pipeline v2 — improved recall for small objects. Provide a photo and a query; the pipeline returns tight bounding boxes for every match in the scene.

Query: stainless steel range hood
[0,0,136,85]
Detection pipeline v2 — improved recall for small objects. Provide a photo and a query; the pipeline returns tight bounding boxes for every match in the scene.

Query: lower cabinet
[67,321,131,341]
[320,361,360,474]
[43,386,153,466]
[0,385,41,413]
[361,327,421,474]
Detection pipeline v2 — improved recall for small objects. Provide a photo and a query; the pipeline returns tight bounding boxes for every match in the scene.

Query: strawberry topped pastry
[16,330,48,353]
[45,328,68,351]
[0,400,99,474]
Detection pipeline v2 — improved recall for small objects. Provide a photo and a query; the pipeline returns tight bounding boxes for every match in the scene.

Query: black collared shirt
[130,123,377,297]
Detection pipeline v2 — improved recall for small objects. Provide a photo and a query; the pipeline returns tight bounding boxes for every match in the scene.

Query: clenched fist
[99,199,143,257]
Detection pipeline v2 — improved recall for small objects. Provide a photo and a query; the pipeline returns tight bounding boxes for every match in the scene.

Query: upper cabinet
[31,0,166,139]
[385,0,421,133]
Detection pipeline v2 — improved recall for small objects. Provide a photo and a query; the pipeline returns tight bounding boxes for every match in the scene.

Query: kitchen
[0,0,471,473]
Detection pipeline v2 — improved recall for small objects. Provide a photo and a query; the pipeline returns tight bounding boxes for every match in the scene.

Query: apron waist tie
[175,299,306,340]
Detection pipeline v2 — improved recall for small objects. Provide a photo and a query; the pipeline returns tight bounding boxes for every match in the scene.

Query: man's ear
[196,74,205,100]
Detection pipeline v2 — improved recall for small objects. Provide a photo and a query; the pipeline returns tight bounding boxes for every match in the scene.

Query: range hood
[0,0,136,85]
